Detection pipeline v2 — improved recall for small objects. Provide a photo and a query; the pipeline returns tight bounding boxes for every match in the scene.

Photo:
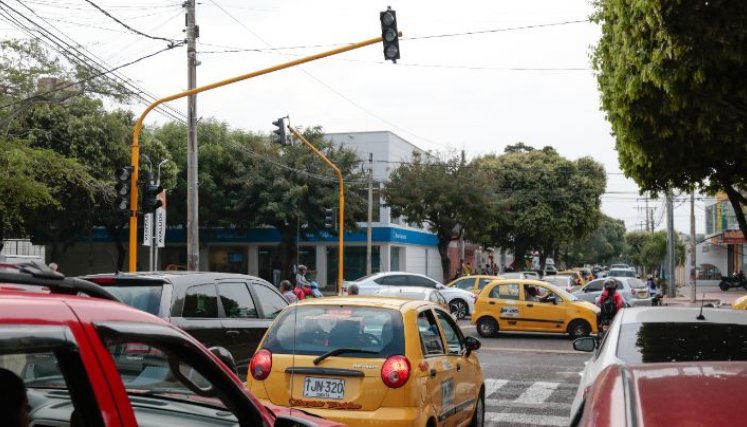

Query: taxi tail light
[250,349,272,380]
[381,355,410,388]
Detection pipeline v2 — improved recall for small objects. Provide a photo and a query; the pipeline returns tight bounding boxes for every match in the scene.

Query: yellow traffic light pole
[286,125,345,295]
[128,34,395,272]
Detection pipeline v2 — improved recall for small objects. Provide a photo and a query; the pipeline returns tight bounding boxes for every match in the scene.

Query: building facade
[50,131,446,286]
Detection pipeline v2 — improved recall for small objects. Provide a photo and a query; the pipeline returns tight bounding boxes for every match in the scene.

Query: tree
[593,0,747,240]
[624,231,685,274]
[473,147,607,270]
[383,152,493,281]
[562,215,626,266]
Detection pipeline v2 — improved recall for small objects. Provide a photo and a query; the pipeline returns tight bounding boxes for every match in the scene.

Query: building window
[208,246,247,273]
[326,246,380,285]
[697,264,721,280]
[391,246,400,271]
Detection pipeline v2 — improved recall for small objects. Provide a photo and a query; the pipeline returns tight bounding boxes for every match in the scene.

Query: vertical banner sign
[156,191,167,248]
[143,213,153,246]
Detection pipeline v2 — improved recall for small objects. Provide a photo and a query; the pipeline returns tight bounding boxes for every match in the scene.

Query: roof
[619,306,747,324]
[292,296,435,311]
[83,271,265,283]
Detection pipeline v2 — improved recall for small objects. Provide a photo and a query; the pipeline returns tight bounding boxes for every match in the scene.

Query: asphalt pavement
[458,319,588,427]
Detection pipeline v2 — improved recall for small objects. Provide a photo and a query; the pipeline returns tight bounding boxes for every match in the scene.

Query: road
[458,319,588,427]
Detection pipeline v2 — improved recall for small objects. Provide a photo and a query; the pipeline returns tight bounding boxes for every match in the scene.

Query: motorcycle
[718,271,747,291]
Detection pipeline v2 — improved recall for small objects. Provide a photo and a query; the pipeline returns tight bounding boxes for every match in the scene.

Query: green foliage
[563,215,627,266]
[473,148,607,267]
[624,231,685,272]
[383,152,492,279]
[593,0,747,238]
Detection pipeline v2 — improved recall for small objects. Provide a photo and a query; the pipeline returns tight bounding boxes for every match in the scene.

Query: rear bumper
[258,399,428,427]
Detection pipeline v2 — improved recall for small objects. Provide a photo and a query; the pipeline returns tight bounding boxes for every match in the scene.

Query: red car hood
[265,403,346,427]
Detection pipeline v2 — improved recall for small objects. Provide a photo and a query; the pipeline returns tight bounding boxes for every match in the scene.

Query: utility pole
[366,153,373,276]
[666,190,676,297]
[690,191,697,302]
[185,0,199,271]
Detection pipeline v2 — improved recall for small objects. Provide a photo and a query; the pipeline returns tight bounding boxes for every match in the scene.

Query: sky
[1,0,710,234]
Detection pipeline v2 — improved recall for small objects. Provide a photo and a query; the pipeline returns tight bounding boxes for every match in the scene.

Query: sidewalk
[663,284,747,308]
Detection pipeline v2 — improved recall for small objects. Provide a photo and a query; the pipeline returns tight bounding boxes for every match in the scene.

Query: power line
[80,0,178,44]
[407,19,591,41]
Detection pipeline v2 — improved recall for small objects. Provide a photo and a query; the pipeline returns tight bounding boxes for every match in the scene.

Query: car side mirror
[209,346,238,375]
[464,336,481,357]
[573,337,596,352]
[435,283,445,289]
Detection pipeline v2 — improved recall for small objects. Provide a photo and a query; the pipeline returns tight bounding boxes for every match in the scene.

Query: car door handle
[226,330,240,336]
[489,301,495,305]
[527,304,534,307]
[456,363,461,372]
[430,369,438,378]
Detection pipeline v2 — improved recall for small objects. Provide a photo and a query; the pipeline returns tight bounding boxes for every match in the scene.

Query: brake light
[250,349,272,380]
[381,355,410,388]
[90,277,115,285]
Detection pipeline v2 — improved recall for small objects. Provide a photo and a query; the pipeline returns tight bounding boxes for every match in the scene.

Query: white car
[570,306,747,418]
[343,272,476,319]
[374,286,448,308]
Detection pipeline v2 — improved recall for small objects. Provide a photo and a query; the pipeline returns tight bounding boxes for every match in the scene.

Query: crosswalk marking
[514,381,559,404]
[487,400,570,411]
[486,412,569,426]
[485,378,509,397]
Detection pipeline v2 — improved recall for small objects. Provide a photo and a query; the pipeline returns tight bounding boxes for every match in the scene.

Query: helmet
[647,274,653,280]
[604,279,617,291]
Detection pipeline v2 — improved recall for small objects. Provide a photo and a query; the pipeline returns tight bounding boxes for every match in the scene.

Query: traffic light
[380,6,400,62]
[141,172,164,213]
[114,166,133,213]
[324,208,337,230]
[272,117,289,145]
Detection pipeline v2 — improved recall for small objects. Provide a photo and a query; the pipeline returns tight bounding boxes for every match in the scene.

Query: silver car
[570,307,747,418]
[572,277,652,307]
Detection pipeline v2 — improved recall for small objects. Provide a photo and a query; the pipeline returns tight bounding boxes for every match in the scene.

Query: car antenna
[696,292,706,321]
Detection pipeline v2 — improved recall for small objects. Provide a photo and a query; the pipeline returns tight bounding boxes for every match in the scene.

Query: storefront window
[208,246,247,273]
[326,246,380,285]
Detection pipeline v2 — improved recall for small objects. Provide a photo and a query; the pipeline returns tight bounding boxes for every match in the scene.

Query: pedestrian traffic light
[272,117,289,145]
[141,172,164,213]
[114,166,133,213]
[324,208,337,230]
[380,6,400,63]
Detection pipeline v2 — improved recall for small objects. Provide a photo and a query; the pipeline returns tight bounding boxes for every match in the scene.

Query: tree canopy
[593,0,747,239]
[562,214,626,266]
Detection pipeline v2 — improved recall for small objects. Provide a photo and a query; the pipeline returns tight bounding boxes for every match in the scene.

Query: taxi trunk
[248,304,408,414]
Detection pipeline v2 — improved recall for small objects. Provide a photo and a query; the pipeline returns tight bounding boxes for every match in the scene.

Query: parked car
[572,277,651,307]
[343,272,476,319]
[447,274,503,294]
[247,296,485,427]
[374,285,448,310]
[571,362,747,426]
[570,306,747,417]
[472,279,599,339]
[82,272,288,376]
[0,261,340,427]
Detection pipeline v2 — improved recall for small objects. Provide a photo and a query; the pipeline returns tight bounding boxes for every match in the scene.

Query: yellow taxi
[559,270,585,288]
[247,296,485,427]
[472,279,599,339]
[732,294,747,310]
[447,275,503,295]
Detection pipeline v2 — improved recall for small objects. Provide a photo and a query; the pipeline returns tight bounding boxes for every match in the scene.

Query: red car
[0,262,343,427]
[571,361,747,426]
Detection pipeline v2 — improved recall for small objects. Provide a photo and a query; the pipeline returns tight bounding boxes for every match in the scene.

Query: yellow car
[472,279,599,339]
[447,274,503,295]
[733,295,747,310]
[559,270,585,287]
[247,296,485,427]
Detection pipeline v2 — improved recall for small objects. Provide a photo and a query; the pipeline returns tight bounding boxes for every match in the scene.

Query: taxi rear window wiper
[313,348,378,365]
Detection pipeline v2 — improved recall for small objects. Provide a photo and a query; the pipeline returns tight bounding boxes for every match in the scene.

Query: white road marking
[484,378,509,397]
[486,412,568,426]
[487,400,571,411]
[514,381,559,404]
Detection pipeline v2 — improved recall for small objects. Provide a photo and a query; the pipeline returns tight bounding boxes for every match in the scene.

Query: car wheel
[476,317,498,338]
[567,319,591,340]
[449,299,468,319]
[469,389,485,427]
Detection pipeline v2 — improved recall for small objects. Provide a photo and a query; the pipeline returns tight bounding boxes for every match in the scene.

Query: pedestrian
[279,280,298,303]
[271,257,281,288]
[464,261,473,276]
[48,262,58,272]
[454,259,464,280]
[347,283,360,295]
[0,368,30,427]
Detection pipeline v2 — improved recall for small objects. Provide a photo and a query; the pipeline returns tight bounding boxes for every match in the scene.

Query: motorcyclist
[597,279,624,331]
[646,275,662,306]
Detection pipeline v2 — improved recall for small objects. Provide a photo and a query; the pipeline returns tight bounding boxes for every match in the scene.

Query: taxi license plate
[303,376,345,399]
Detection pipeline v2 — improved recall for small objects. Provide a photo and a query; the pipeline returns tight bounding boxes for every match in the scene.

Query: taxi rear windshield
[617,322,747,363]
[263,306,405,358]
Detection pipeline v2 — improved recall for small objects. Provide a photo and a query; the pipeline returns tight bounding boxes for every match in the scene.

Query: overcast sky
[2,0,709,234]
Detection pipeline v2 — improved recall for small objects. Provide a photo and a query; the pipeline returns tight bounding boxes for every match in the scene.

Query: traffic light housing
[380,7,400,62]
[141,172,164,213]
[272,117,289,145]
[324,208,337,230]
[114,166,133,213]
